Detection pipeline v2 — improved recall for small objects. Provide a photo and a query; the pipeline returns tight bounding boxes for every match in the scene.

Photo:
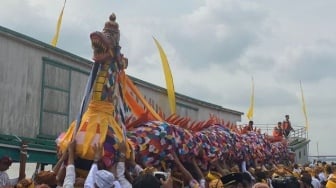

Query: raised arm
[126,143,143,178]
[212,158,229,176]
[171,151,194,184]
[52,147,68,174]
[84,143,102,188]
[115,141,132,188]
[18,142,28,181]
[63,140,76,187]
[191,157,206,187]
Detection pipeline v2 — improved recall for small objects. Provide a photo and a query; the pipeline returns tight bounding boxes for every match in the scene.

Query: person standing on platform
[282,115,294,138]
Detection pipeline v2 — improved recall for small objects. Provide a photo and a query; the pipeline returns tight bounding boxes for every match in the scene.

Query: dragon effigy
[58,13,131,170]
[58,13,290,174]
[127,117,290,167]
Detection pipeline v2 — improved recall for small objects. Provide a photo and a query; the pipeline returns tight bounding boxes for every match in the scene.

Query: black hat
[220,173,243,186]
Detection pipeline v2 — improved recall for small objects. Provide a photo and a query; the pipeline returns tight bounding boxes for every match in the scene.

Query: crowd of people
[0,120,334,188]
[1,141,336,188]
[0,115,299,188]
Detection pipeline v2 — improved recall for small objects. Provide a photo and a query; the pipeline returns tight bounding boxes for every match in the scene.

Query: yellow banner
[246,77,254,120]
[153,37,176,114]
[300,81,309,130]
[51,0,66,47]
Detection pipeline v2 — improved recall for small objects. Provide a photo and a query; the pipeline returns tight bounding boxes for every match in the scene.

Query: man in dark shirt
[283,115,294,138]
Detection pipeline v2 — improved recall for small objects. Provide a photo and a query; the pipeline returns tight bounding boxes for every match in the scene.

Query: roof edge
[0,25,93,66]
[129,75,244,115]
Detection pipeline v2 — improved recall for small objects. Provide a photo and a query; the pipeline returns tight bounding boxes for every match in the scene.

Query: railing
[254,124,307,139]
[289,126,308,139]
[308,155,336,162]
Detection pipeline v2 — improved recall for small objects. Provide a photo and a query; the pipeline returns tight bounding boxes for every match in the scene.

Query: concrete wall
[0,26,242,138]
[133,78,242,123]
[294,144,309,164]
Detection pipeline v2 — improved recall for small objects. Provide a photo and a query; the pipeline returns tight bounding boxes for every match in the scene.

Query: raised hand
[126,143,136,167]
[119,140,127,154]
[68,140,76,154]
[93,143,103,162]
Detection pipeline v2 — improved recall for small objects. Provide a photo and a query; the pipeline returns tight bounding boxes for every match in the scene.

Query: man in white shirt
[311,176,321,188]
[306,167,321,188]
[84,163,121,188]
[318,171,327,184]
[63,140,76,188]
[84,144,121,188]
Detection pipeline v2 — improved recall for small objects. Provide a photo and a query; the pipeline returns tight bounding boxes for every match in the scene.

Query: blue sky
[1,0,335,156]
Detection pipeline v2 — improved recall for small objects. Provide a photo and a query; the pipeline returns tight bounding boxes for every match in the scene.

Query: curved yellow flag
[153,37,176,114]
[51,0,66,47]
[247,77,254,120]
[300,81,309,130]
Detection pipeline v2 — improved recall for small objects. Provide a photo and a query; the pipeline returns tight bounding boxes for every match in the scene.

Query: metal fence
[254,124,307,139]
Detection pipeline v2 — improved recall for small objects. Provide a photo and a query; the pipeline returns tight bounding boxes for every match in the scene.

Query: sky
[1,0,335,156]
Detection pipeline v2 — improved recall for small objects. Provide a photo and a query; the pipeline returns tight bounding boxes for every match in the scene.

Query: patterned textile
[128,123,289,166]
[128,121,198,166]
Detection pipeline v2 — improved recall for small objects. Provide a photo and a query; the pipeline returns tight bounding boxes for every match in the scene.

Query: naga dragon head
[90,13,120,62]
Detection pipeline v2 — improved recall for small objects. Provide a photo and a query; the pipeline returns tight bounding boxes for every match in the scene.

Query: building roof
[0,25,93,66]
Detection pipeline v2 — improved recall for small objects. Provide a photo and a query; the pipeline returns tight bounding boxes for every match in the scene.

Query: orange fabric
[273,129,282,137]
[271,129,283,142]
[175,117,186,125]
[126,111,152,129]
[125,75,163,121]
[283,121,291,130]
[124,89,145,117]
[241,126,249,134]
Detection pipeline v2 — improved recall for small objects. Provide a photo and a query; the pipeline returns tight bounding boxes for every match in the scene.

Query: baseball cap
[220,173,243,186]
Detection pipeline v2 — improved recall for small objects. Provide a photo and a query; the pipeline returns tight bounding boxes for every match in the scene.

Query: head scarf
[95,170,115,188]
